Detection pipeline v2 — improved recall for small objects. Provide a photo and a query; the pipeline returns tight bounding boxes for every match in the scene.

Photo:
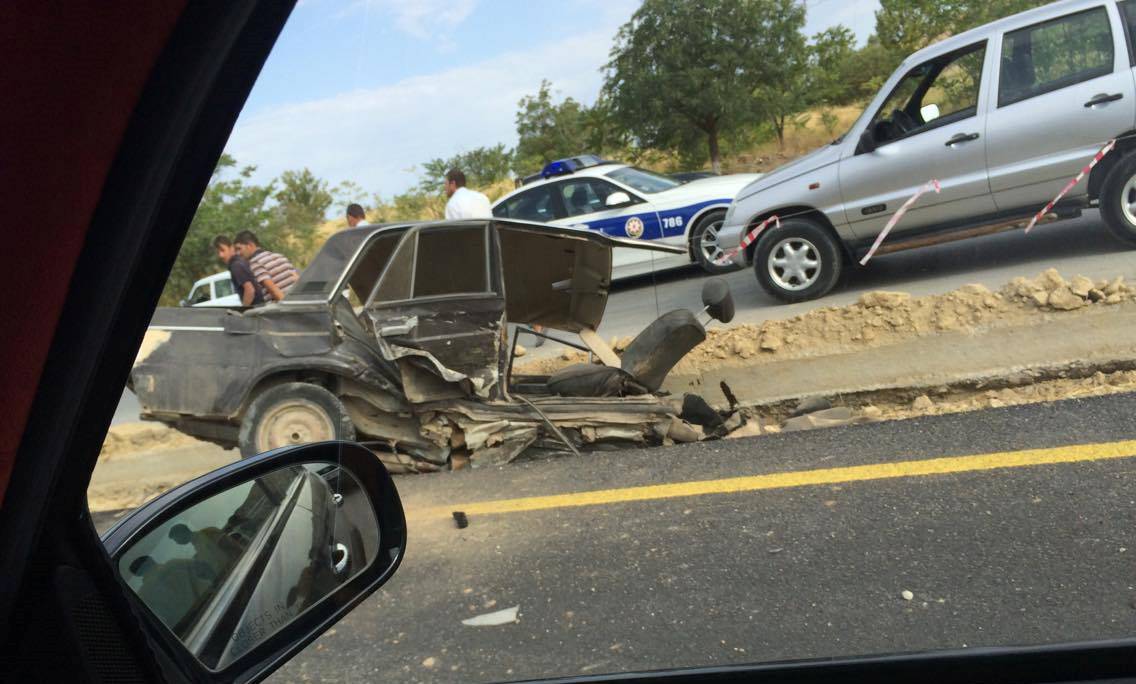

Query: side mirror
[605,191,632,208]
[102,441,405,683]
[919,103,941,123]
[858,126,877,154]
[701,278,735,324]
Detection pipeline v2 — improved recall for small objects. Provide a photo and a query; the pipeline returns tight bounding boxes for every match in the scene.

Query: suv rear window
[998,7,1114,107]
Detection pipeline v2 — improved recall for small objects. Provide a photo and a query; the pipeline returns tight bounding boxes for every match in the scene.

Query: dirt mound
[100,422,198,460]
[515,270,1136,377]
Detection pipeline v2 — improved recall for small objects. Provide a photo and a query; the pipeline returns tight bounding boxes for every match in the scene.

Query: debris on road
[902,590,914,601]
[452,511,469,529]
[461,605,520,627]
[516,269,1136,378]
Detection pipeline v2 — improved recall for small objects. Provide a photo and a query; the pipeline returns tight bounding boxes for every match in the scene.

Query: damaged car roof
[285,219,686,333]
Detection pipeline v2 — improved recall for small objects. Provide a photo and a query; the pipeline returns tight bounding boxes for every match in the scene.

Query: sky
[224,0,880,200]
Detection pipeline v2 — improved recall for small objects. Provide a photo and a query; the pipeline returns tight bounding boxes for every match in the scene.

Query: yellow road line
[417,439,1136,519]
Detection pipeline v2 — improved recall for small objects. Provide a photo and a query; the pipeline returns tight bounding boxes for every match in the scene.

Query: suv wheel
[691,210,737,274]
[753,218,843,303]
[238,382,355,457]
[1099,151,1136,245]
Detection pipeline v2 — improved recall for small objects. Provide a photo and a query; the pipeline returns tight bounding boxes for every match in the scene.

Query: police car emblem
[624,216,645,239]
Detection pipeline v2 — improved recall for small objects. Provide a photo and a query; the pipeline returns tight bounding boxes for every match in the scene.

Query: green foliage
[418,144,514,194]
[160,155,274,306]
[270,167,330,257]
[512,80,591,175]
[603,0,809,170]
[875,0,1049,56]
[810,25,860,106]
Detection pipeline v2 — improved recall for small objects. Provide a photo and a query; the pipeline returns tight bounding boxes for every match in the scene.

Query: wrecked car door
[364,222,506,402]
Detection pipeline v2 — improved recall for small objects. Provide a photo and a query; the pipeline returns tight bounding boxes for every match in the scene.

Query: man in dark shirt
[213,235,263,306]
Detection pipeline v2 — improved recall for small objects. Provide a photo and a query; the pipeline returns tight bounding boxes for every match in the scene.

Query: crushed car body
[131,219,739,472]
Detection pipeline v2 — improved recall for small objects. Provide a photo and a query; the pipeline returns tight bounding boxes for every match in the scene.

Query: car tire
[691,210,738,274]
[753,218,843,303]
[238,382,355,458]
[1099,151,1136,246]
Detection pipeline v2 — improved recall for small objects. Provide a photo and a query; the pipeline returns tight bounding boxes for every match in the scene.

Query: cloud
[342,0,476,41]
[224,26,620,196]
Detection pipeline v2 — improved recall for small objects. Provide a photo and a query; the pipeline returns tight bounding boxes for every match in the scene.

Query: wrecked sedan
[131,219,737,471]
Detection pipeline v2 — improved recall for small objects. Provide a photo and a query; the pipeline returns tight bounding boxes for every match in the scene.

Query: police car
[492,155,761,280]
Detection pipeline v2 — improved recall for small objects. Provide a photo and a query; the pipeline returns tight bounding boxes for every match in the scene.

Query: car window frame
[995,5,1117,108]
[860,40,989,153]
[366,223,498,310]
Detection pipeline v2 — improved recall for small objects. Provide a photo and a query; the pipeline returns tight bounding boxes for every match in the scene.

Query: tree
[274,168,331,227]
[512,80,589,176]
[810,25,859,107]
[160,154,274,306]
[418,144,514,194]
[603,0,805,171]
[875,0,1048,56]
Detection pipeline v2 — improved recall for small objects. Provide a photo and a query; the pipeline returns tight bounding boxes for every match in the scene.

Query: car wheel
[691,210,738,274]
[238,382,355,457]
[1099,151,1136,245]
[753,218,843,303]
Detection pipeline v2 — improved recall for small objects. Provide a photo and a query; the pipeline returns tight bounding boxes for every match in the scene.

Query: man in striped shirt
[234,230,299,302]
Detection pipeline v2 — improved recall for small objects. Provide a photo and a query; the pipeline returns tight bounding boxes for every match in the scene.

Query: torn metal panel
[469,427,539,467]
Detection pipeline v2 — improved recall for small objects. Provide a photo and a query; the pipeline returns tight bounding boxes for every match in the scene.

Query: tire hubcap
[257,399,335,451]
[698,219,725,264]
[767,237,821,291]
[1122,175,1136,226]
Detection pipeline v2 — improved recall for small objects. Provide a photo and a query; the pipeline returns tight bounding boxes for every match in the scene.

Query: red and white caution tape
[714,214,780,266]
[1024,137,1116,233]
[859,179,941,266]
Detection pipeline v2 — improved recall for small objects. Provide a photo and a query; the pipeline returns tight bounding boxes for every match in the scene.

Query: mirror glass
[605,191,631,207]
[920,102,941,123]
[117,462,379,671]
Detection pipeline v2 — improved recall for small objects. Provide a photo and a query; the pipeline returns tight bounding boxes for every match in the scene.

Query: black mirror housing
[101,441,405,684]
[701,278,735,324]
[858,126,877,154]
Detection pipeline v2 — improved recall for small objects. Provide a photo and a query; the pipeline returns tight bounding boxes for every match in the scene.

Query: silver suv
[720,0,1136,302]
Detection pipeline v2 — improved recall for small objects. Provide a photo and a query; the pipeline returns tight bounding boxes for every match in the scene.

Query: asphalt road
[270,393,1136,683]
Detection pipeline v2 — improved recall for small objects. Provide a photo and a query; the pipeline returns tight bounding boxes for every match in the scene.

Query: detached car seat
[547,310,706,397]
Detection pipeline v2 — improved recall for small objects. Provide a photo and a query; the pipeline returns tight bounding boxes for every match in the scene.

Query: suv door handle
[945,132,979,146]
[1085,92,1123,107]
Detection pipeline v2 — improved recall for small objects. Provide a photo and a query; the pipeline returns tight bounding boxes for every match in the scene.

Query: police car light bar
[539,154,609,180]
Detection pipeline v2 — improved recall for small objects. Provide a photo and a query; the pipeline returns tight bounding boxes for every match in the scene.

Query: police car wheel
[753,218,842,303]
[238,382,355,458]
[691,211,738,274]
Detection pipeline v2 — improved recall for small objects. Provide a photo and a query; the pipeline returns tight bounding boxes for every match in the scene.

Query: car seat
[546,310,706,397]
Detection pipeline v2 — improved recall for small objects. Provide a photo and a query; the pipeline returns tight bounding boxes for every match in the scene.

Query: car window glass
[213,278,234,299]
[867,43,984,146]
[188,285,209,305]
[559,179,605,217]
[413,225,489,297]
[500,185,562,222]
[999,7,1114,107]
[920,45,984,121]
[370,231,416,303]
[1120,0,1136,64]
[604,166,679,193]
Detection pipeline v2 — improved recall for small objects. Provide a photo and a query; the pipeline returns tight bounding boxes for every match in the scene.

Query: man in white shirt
[443,168,492,220]
[345,203,371,227]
